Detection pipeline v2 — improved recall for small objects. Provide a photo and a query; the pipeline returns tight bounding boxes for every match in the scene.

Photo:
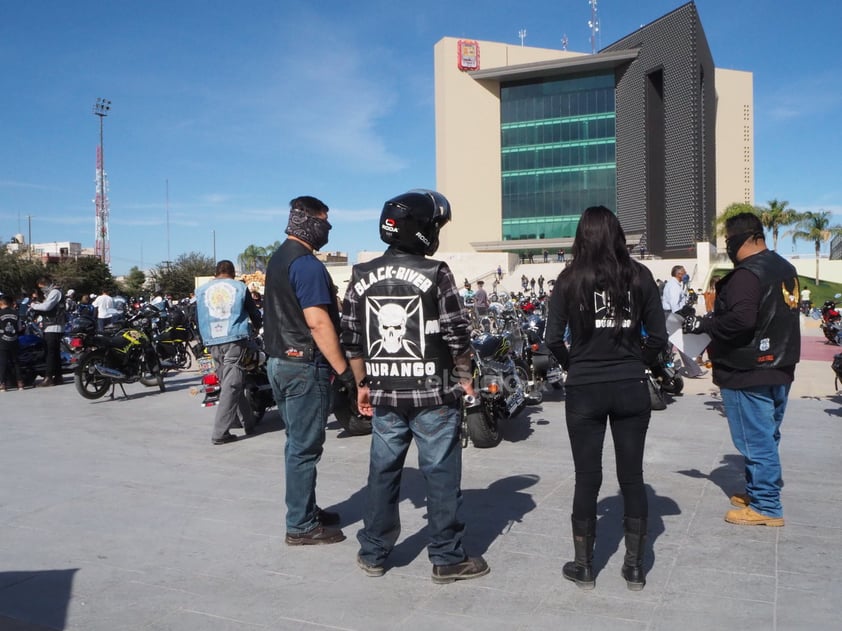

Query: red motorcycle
[818,296,842,345]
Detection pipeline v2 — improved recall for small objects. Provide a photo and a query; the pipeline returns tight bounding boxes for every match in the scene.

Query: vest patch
[354,266,434,296]
[365,360,437,378]
[365,296,425,359]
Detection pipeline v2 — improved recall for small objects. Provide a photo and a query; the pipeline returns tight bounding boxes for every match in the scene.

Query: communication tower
[93,98,111,265]
[588,0,600,54]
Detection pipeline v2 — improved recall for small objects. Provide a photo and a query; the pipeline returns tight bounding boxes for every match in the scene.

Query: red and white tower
[93,98,111,265]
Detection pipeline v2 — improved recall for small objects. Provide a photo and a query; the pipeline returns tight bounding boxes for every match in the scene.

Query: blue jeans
[267,358,333,534]
[358,403,466,567]
[721,385,789,518]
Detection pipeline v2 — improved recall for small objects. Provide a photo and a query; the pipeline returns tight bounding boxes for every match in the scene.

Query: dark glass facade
[500,71,616,240]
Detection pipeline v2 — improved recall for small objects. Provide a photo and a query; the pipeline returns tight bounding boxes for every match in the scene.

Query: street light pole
[27,214,33,260]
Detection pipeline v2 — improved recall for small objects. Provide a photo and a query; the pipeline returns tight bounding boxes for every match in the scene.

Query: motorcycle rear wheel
[823,326,840,345]
[177,347,193,370]
[140,354,166,392]
[334,405,373,436]
[660,374,684,395]
[245,384,272,423]
[75,350,111,400]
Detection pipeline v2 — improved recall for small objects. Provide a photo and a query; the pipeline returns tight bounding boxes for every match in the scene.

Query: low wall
[325,246,842,299]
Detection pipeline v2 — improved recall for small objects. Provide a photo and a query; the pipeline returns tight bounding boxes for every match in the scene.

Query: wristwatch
[358,376,371,388]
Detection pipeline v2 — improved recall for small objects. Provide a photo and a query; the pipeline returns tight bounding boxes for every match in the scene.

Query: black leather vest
[41,289,66,327]
[350,250,452,390]
[263,239,339,362]
[712,250,800,370]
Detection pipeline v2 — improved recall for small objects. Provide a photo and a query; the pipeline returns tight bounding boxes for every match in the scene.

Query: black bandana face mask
[285,208,332,251]
[725,231,755,265]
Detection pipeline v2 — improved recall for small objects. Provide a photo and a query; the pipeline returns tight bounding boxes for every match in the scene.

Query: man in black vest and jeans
[29,275,65,386]
[264,196,355,546]
[683,212,800,527]
[341,189,489,583]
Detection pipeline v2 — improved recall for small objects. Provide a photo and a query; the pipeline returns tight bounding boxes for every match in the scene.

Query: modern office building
[434,1,753,257]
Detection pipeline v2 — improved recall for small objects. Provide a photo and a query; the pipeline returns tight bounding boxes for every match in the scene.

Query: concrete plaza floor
[2,323,841,630]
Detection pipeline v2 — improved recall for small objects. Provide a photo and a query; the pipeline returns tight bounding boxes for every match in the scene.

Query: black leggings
[564,378,651,521]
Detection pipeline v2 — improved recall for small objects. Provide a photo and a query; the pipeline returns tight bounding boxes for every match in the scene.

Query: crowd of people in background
[0,280,202,391]
[1,200,803,594]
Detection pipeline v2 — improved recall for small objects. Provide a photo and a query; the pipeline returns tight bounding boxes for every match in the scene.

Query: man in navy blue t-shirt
[263,196,354,546]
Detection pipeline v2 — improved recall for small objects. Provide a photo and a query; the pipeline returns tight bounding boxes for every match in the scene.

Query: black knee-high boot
[562,516,596,589]
[621,516,647,591]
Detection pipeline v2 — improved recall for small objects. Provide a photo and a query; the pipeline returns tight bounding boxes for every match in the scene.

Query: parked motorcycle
[149,305,196,372]
[521,313,564,393]
[646,347,684,410]
[462,330,530,448]
[832,352,842,390]
[17,315,76,386]
[71,308,165,399]
[332,380,373,436]
[817,295,842,345]
[194,339,276,423]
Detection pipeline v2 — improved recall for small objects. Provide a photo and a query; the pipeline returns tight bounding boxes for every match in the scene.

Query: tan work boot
[730,493,749,508]
[725,506,784,527]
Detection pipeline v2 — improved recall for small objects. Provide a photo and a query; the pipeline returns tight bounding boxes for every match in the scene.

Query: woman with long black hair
[546,206,667,591]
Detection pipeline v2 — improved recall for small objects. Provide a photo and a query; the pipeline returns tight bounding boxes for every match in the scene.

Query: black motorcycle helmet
[379,189,452,256]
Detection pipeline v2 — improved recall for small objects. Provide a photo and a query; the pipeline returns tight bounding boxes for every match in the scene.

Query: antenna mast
[166,179,171,262]
[518,28,527,47]
[93,98,111,265]
[588,0,600,54]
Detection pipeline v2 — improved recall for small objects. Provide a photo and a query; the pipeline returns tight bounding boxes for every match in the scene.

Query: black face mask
[285,209,332,251]
[725,231,755,265]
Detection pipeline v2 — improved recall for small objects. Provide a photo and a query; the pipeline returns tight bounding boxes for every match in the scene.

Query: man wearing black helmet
[341,189,489,583]
[263,196,352,546]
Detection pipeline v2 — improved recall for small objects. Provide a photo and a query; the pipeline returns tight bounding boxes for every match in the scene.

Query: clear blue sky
[2,0,840,275]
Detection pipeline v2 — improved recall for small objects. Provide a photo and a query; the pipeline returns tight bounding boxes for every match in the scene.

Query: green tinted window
[500,72,616,239]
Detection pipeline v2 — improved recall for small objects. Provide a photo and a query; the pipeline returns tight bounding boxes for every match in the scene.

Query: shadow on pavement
[0,569,78,631]
[592,485,680,576]
[503,409,536,443]
[675,453,746,502]
[325,470,540,567]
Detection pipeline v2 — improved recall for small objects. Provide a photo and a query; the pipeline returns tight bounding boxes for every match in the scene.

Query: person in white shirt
[92,289,114,332]
[662,266,705,378]
[800,285,812,315]
[662,266,691,316]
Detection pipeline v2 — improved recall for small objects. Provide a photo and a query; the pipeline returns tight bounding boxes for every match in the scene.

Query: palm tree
[237,244,267,274]
[715,202,760,237]
[788,211,842,284]
[760,199,798,251]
